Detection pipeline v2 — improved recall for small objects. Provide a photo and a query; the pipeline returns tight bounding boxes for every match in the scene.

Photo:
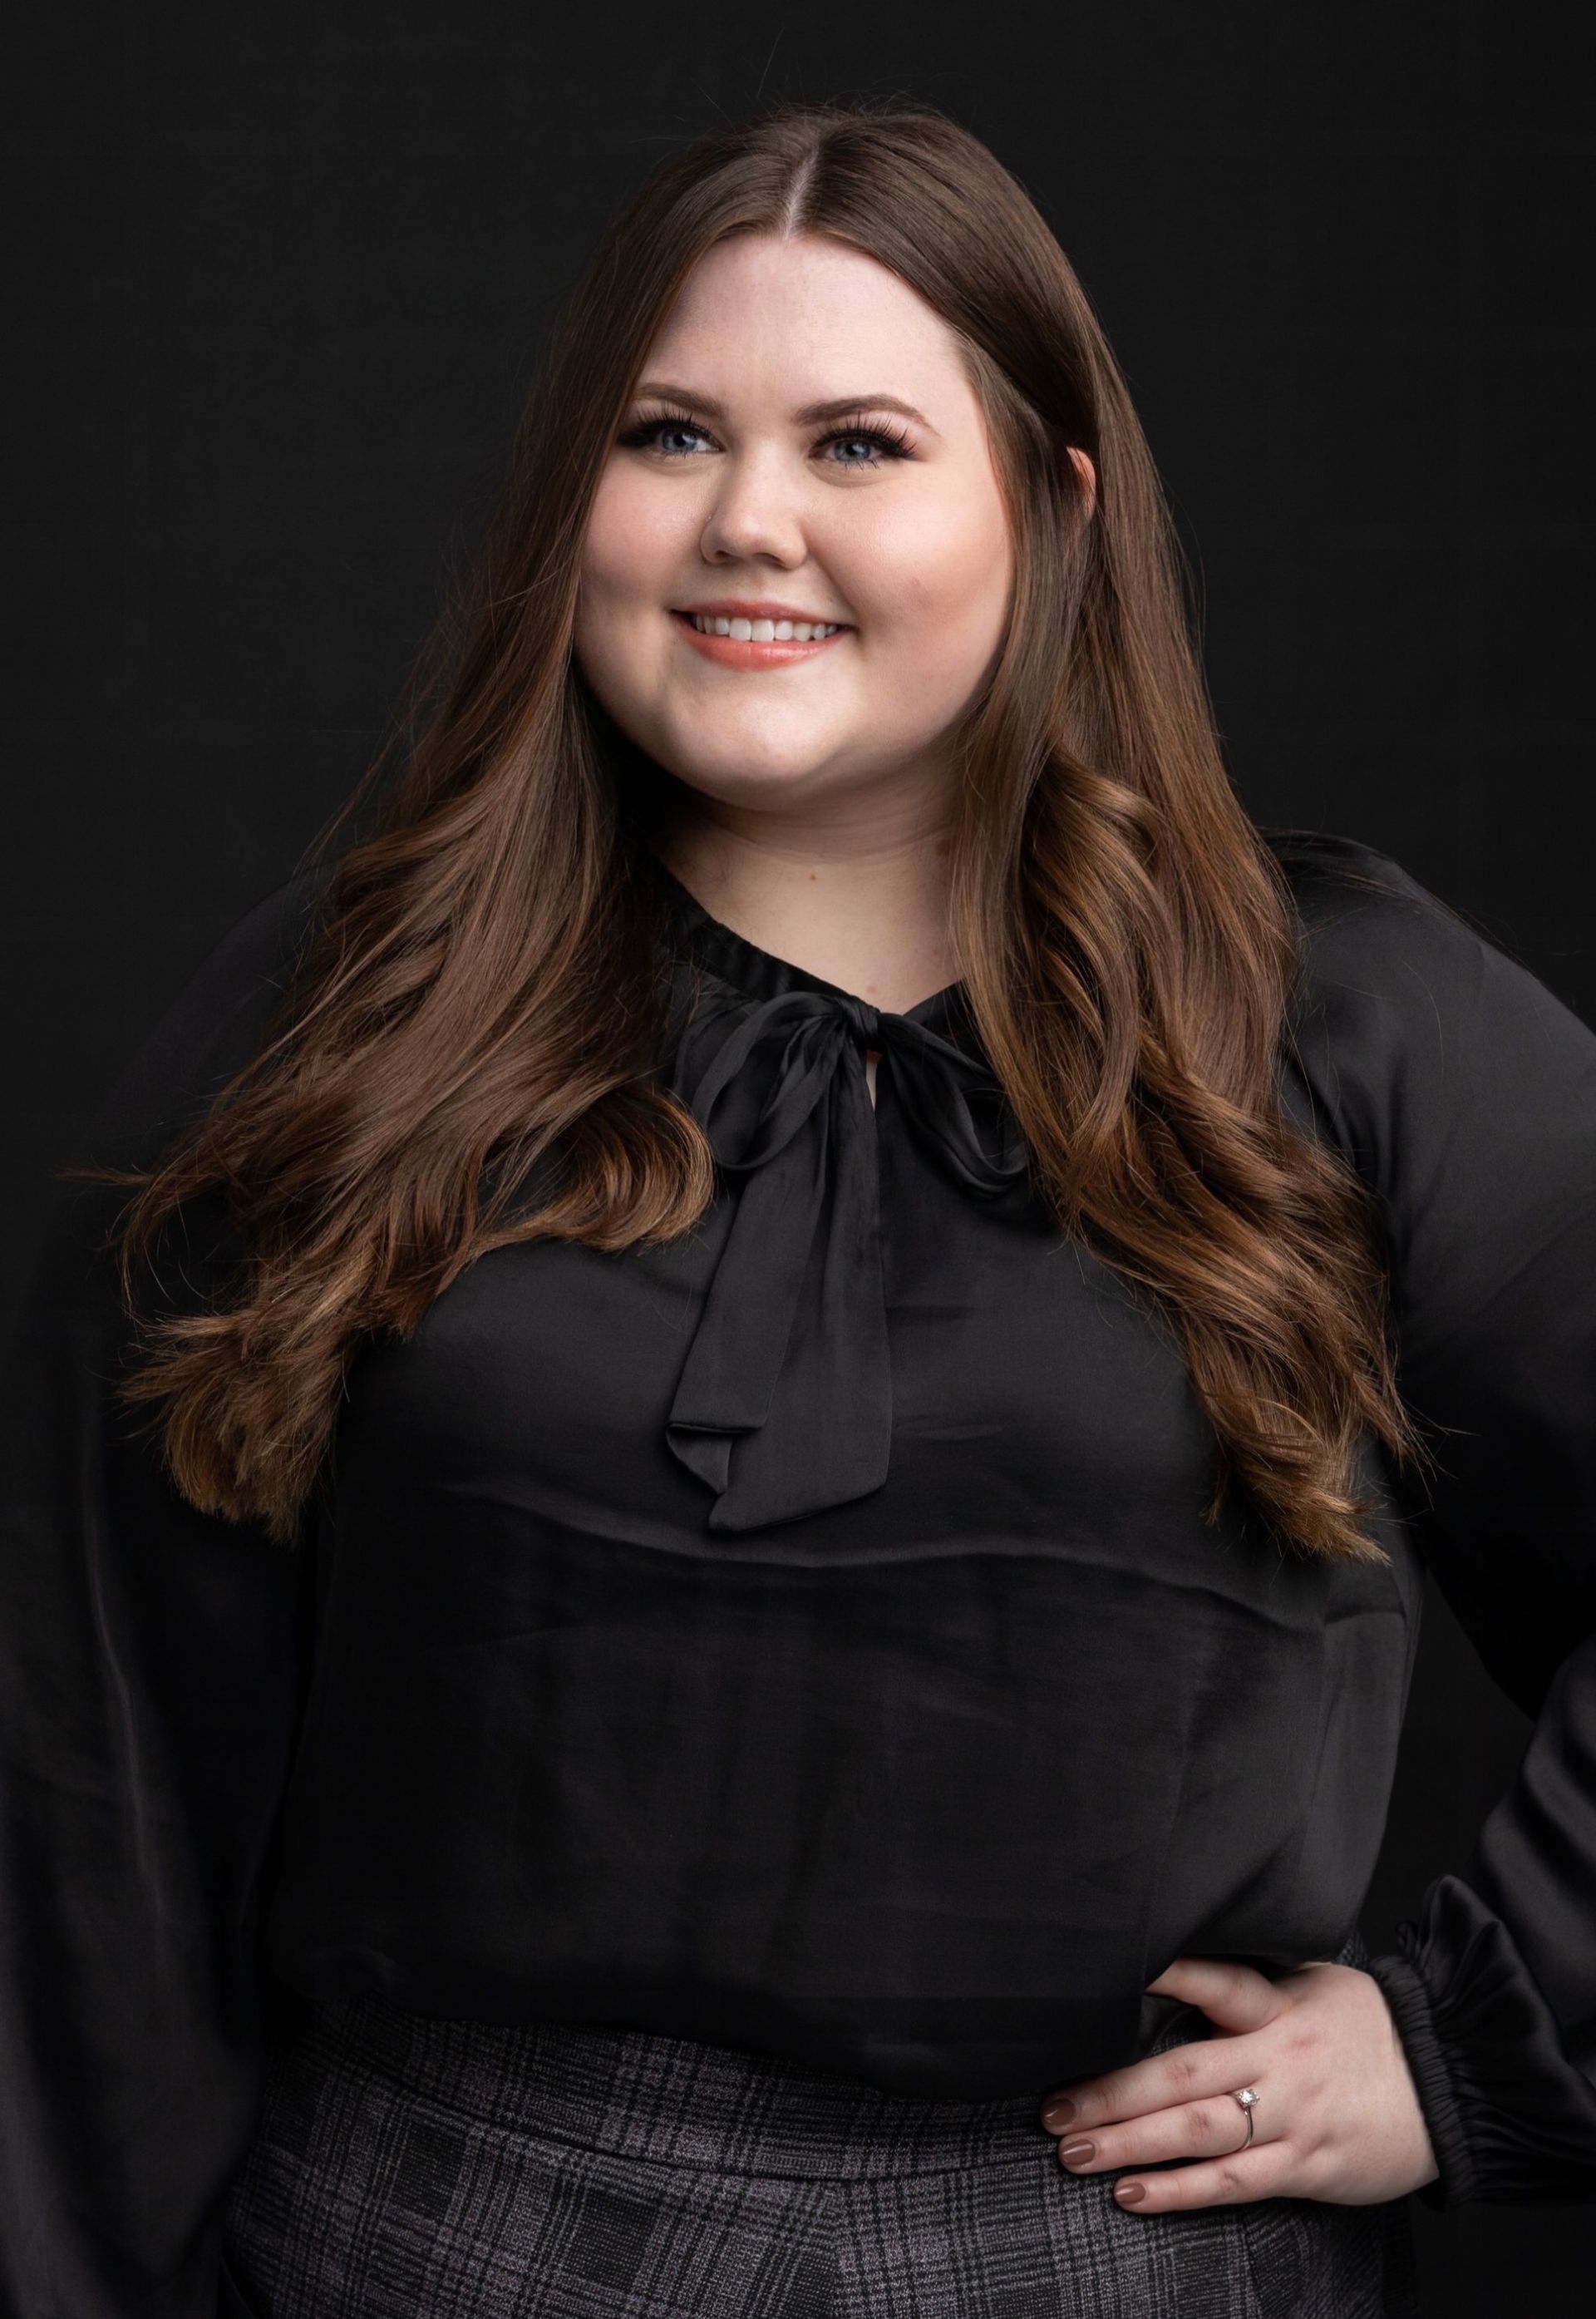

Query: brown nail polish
[1114,2181,1145,2206]
[1059,2139,1096,2166]
[1041,2098,1076,2130]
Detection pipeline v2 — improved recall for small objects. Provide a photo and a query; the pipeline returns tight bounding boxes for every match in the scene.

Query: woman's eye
[813,427,912,467]
[618,413,913,468]
[619,416,715,458]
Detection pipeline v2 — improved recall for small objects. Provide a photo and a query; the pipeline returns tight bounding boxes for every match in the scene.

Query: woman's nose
[697,450,809,566]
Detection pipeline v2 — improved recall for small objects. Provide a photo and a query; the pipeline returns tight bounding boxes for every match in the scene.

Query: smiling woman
[574,231,1023,822]
[5,91,1596,2319]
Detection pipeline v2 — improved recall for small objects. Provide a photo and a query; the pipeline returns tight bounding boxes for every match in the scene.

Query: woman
[3,96,1594,2319]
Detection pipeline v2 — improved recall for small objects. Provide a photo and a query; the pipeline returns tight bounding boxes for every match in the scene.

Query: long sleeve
[1278,830,1596,2207]
[0,877,324,2316]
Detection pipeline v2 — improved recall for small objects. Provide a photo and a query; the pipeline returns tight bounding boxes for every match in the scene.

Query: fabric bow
[666,983,1027,1532]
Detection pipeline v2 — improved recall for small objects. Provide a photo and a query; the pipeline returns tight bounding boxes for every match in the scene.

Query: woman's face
[574,232,1019,825]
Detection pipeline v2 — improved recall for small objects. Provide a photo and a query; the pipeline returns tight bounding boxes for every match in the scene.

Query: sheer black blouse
[3,828,1596,2315]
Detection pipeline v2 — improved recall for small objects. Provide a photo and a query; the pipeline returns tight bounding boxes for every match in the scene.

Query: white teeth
[689,613,840,641]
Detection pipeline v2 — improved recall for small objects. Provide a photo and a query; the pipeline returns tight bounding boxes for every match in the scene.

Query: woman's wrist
[1363,1945,1477,2208]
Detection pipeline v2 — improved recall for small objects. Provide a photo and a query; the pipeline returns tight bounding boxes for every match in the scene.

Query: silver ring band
[1232,2086,1260,2148]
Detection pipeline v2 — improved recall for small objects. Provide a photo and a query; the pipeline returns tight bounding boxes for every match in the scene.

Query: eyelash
[618,404,915,468]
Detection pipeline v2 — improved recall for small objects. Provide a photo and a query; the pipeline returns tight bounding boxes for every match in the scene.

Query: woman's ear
[1066,445,1097,521]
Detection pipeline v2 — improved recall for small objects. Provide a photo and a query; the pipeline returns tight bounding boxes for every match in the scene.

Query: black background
[6,3,1594,2308]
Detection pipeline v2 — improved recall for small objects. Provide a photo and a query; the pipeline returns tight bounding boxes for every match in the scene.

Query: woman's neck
[653,810,960,1019]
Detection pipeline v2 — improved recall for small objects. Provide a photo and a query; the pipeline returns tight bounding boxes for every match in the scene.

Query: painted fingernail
[1041,2099,1076,2130]
[1114,2181,1145,2206]
[1058,2139,1096,2167]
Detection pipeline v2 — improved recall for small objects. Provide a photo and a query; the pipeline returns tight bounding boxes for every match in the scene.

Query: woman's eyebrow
[632,381,941,437]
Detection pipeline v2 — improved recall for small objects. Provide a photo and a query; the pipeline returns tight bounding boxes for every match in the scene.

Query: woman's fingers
[1043,1961,1439,2211]
[1057,2093,1259,2176]
[1141,1955,1288,2035]
[1040,1956,1288,2134]
[1109,2143,1297,2213]
[1041,2025,1268,2135]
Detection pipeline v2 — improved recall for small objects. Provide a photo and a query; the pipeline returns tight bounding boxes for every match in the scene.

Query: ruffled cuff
[1368,1874,1596,2207]
[1363,1944,1475,2208]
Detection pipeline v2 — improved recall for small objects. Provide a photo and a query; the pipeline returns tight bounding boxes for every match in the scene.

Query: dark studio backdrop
[5,4,1594,2311]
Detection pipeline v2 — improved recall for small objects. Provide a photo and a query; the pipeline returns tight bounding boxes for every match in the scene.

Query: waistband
[293,1992,1044,2178]
[295,1928,1368,2183]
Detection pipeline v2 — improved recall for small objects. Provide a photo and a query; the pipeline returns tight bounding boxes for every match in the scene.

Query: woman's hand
[1039,1956,1440,2211]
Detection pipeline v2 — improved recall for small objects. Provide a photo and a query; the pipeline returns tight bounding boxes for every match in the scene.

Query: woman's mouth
[670,609,853,669]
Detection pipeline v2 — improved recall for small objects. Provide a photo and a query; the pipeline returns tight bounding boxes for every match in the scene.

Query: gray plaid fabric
[222,1935,1416,2317]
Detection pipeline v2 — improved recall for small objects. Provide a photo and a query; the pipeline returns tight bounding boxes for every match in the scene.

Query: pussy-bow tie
[665,980,1028,1532]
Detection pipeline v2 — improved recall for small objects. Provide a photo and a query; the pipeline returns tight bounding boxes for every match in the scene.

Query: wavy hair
[76,96,1427,1559]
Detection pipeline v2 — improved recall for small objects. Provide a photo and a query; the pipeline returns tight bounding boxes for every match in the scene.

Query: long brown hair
[78,96,1426,1560]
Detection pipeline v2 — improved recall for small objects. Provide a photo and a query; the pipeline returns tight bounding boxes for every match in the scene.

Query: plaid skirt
[221,1938,1417,2318]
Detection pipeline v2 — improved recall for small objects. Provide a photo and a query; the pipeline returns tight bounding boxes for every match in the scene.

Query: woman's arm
[1286,831,1596,2206]
[1037,831,1596,2214]
[0,876,323,2315]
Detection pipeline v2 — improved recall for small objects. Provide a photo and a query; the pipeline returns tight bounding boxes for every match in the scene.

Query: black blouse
[4,828,1596,2315]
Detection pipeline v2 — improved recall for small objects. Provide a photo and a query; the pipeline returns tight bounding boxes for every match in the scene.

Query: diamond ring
[1232,2086,1260,2148]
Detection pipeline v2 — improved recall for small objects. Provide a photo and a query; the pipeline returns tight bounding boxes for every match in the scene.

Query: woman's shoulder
[1257,823,1596,1179]
[1258,823,1523,1038]
[12,866,334,1374]
[1260,824,1475,955]
[77,862,332,1177]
